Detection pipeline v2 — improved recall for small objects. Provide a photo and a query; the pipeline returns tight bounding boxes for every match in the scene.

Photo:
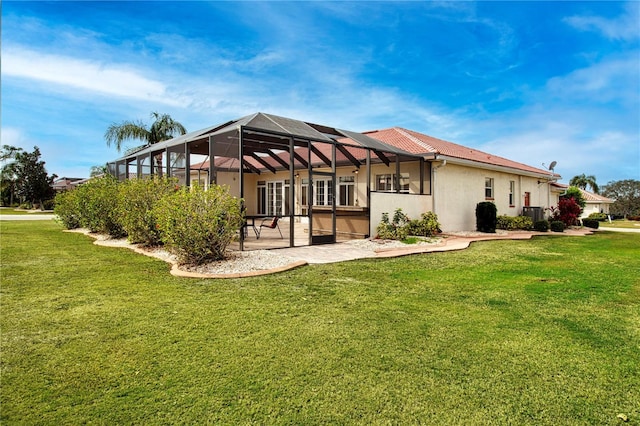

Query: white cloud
[2,46,185,107]
[564,2,640,41]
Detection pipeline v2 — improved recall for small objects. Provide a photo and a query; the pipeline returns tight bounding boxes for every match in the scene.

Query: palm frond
[104,120,150,152]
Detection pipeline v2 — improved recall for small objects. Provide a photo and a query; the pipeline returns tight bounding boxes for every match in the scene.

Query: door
[310,170,336,245]
[524,192,531,207]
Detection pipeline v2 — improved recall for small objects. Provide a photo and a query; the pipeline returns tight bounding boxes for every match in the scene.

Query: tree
[105,111,187,152]
[0,145,23,206]
[602,179,640,217]
[563,186,586,211]
[90,164,108,177]
[570,174,599,194]
[13,146,57,208]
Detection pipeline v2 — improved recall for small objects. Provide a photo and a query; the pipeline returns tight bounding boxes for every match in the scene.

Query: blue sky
[2,1,638,185]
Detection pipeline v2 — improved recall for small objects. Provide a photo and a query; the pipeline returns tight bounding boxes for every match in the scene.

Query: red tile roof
[364,127,559,177]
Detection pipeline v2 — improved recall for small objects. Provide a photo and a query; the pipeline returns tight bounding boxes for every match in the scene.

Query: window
[257,181,266,215]
[314,178,333,206]
[485,178,494,199]
[338,176,355,206]
[509,181,515,206]
[376,173,410,193]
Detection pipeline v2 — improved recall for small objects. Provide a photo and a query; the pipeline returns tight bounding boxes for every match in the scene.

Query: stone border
[64,229,308,279]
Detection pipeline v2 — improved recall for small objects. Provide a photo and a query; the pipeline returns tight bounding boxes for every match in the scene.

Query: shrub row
[582,219,600,229]
[54,176,243,264]
[496,215,534,231]
[376,209,440,241]
[587,212,608,221]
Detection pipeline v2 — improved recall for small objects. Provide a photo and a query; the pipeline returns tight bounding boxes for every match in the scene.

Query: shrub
[118,177,179,246]
[496,215,534,231]
[549,197,582,228]
[406,211,441,237]
[376,209,410,241]
[627,215,640,221]
[42,199,55,210]
[153,184,243,264]
[476,202,497,233]
[582,219,600,229]
[587,212,608,221]
[75,175,125,237]
[550,221,565,232]
[54,190,81,229]
[534,220,549,232]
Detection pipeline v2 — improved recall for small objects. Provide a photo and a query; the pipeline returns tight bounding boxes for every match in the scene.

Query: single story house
[550,183,614,218]
[52,177,86,192]
[108,112,560,249]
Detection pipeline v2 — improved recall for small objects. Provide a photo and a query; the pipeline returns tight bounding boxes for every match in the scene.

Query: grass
[1,221,639,425]
[600,219,640,229]
[0,208,53,215]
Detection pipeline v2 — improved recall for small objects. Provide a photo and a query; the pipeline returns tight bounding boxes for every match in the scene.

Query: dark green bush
[550,221,565,232]
[76,175,125,237]
[406,211,441,237]
[476,202,497,233]
[496,215,534,231]
[42,199,55,210]
[118,177,179,246]
[534,220,550,232]
[582,219,600,229]
[587,212,608,221]
[54,190,81,229]
[153,184,243,264]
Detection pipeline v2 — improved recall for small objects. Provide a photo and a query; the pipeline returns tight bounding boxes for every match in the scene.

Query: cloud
[564,2,640,41]
[2,46,185,107]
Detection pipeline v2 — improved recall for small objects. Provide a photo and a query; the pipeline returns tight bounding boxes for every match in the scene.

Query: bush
[42,199,55,210]
[476,202,497,233]
[376,209,410,240]
[534,220,549,232]
[627,215,640,221]
[582,219,600,229]
[496,215,534,231]
[587,212,608,221]
[549,197,582,228]
[406,211,441,237]
[75,175,125,237]
[118,177,179,246]
[550,221,565,232]
[54,190,81,229]
[153,184,243,264]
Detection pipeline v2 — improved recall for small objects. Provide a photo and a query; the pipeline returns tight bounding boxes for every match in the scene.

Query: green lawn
[1,221,639,425]
[0,208,53,215]
[600,219,640,229]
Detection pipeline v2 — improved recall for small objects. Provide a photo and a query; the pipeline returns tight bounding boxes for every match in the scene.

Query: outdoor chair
[256,216,283,239]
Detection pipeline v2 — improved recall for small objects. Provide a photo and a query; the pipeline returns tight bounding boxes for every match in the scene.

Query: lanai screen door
[310,170,336,244]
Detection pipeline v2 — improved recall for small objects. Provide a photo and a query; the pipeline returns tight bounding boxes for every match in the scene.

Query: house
[108,112,560,248]
[52,177,86,192]
[550,183,614,218]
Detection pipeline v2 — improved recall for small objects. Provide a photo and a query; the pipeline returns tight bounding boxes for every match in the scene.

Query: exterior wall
[582,202,610,218]
[369,192,433,237]
[433,162,554,231]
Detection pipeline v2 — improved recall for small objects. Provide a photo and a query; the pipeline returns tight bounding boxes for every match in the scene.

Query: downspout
[431,157,447,216]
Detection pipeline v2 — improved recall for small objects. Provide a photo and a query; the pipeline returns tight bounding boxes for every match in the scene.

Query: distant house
[108,112,560,248]
[550,183,614,218]
[52,177,86,192]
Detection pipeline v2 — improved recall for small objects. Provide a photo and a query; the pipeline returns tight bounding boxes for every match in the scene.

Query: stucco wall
[433,162,554,231]
[369,192,433,237]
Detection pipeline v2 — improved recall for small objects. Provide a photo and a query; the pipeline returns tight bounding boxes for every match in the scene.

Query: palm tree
[105,112,187,177]
[570,174,599,194]
[105,112,187,152]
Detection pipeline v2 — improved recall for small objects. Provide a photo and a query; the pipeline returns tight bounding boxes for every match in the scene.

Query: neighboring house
[52,177,85,192]
[108,112,560,248]
[550,183,614,218]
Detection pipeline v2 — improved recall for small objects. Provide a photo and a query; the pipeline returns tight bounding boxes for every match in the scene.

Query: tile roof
[551,183,614,203]
[364,127,559,177]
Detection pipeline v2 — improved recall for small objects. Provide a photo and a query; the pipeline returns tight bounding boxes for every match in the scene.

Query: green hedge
[534,220,550,232]
[153,184,243,264]
[550,221,565,232]
[496,215,534,231]
[476,202,497,233]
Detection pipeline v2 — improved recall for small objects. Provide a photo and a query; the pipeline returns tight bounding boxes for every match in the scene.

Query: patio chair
[256,216,283,239]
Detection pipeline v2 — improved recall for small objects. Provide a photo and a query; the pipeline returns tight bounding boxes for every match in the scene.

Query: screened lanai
[108,112,433,250]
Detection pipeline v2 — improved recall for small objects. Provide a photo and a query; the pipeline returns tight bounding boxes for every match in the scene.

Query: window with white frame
[485,178,494,199]
[376,173,410,193]
[314,178,333,206]
[338,176,355,206]
[509,180,515,206]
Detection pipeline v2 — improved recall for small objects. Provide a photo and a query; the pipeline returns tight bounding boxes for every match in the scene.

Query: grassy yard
[1,221,638,424]
[0,208,53,215]
[600,219,640,229]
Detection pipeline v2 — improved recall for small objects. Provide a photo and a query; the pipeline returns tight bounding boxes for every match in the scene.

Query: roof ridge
[393,127,438,153]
